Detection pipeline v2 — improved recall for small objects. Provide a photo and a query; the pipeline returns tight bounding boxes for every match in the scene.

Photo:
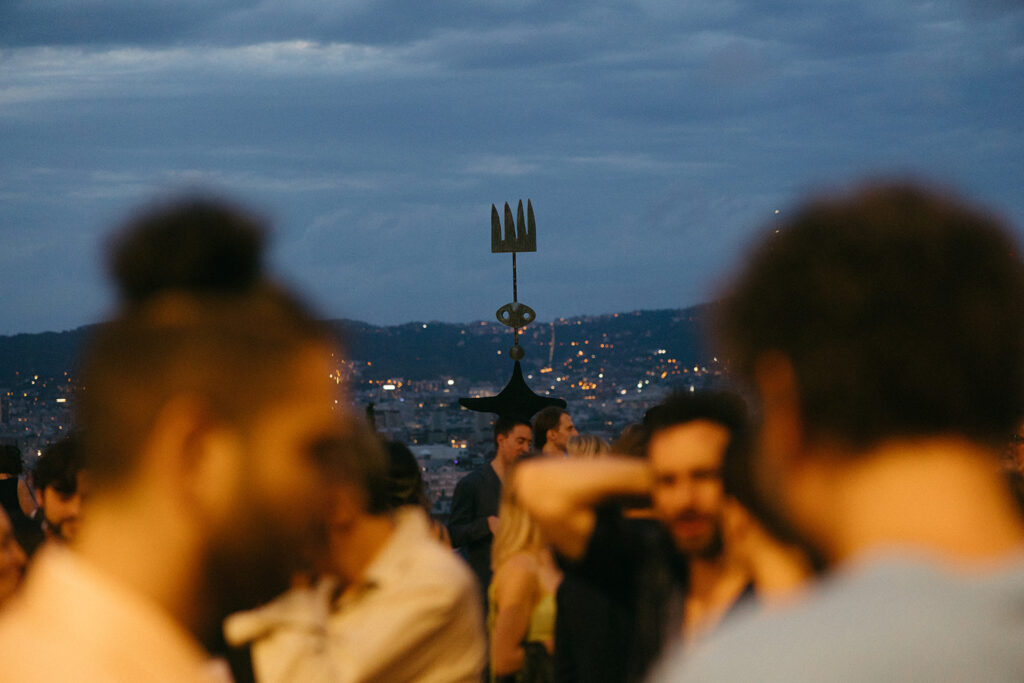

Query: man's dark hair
[0,444,22,477]
[34,435,82,496]
[717,182,1024,451]
[532,406,567,451]
[77,197,339,489]
[643,390,750,492]
[320,422,390,515]
[612,423,647,458]
[493,415,532,448]
[383,439,430,511]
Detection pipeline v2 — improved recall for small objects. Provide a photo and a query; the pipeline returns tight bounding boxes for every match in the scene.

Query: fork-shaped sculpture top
[491,200,537,253]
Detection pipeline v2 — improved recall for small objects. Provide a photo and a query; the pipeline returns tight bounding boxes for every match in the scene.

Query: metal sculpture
[492,200,537,360]
[459,199,565,421]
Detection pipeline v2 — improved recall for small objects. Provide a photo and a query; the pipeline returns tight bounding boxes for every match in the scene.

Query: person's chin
[670,522,714,553]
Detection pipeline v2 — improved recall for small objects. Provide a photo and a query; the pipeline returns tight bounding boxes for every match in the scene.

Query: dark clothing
[554,505,689,683]
[0,478,44,556]
[447,461,501,601]
[554,569,631,683]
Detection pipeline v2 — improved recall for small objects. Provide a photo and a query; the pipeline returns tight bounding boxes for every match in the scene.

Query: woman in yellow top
[488,465,562,682]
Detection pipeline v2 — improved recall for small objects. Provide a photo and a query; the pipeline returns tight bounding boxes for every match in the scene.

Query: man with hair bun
[0,197,357,682]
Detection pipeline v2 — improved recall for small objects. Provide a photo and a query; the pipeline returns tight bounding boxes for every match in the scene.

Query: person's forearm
[514,457,652,559]
[516,456,651,517]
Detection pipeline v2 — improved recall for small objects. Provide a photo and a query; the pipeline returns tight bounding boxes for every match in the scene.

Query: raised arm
[513,457,652,560]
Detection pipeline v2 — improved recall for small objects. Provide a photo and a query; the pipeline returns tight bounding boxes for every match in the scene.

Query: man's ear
[184,423,244,525]
[144,396,243,524]
[753,351,804,470]
[327,479,365,530]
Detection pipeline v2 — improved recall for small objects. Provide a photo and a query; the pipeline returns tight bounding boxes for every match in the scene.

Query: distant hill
[0,305,717,385]
[0,326,97,385]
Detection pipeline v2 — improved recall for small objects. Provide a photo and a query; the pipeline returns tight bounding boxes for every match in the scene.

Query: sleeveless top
[487,581,557,644]
[488,571,558,682]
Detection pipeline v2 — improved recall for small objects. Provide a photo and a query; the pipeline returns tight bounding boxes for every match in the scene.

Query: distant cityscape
[0,306,725,516]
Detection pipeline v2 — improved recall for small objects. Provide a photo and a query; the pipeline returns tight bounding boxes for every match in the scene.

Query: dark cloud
[0,0,246,47]
[0,0,591,48]
[1,0,1023,334]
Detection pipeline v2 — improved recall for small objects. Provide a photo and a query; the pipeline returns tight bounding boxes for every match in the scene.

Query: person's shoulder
[655,557,1024,682]
[498,550,541,576]
[396,514,479,588]
[649,592,827,682]
[456,464,488,485]
[492,552,541,600]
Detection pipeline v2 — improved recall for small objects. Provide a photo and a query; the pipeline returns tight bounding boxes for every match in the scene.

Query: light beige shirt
[0,545,229,682]
[225,507,485,683]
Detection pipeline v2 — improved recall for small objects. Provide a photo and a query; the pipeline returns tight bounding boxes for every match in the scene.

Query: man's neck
[541,443,565,457]
[808,438,1024,566]
[684,553,750,641]
[491,454,508,484]
[74,489,203,636]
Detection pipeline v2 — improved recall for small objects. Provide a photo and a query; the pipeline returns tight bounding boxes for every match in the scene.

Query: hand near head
[721,498,812,606]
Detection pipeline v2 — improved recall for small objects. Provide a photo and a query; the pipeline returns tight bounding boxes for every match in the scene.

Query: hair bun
[111,197,267,304]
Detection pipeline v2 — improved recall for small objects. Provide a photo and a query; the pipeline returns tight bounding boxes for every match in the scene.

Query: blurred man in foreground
[653,183,1024,681]
[0,198,353,682]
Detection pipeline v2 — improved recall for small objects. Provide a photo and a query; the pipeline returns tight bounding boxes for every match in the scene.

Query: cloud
[1,0,1022,335]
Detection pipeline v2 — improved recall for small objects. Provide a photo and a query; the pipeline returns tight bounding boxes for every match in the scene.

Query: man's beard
[671,513,724,559]
[693,523,724,559]
[196,504,327,651]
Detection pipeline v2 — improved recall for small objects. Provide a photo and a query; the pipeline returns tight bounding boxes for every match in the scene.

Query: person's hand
[721,497,812,604]
[488,515,500,535]
[720,497,759,570]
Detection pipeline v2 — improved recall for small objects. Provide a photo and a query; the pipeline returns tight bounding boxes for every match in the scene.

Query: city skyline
[3,1,1023,336]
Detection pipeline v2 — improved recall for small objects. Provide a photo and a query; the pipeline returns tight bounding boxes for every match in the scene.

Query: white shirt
[0,544,229,682]
[225,507,486,683]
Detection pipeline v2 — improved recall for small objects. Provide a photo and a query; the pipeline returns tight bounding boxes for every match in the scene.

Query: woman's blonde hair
[491,464,546,572]
[567,434,610,459]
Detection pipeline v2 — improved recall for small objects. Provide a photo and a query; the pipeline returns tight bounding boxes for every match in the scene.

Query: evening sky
[2,0,1023,334]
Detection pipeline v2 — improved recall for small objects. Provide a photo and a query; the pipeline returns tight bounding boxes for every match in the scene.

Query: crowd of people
[2,179,1024,682]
